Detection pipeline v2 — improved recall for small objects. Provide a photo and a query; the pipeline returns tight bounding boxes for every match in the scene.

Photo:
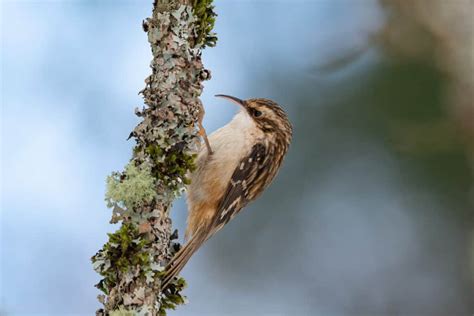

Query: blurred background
[1,0,473,315]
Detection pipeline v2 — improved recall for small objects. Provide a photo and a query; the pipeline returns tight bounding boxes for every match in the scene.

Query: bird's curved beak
[215,94,246,108]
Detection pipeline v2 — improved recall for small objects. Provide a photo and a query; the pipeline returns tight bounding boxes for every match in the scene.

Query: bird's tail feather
[161,229,207,290]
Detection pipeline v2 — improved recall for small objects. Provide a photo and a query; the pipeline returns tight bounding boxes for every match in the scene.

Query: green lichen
[139,144,197,191]
[193,0,217,48]
[92,223,151,295]
[105,163,157,211]
[158,277,187,316]
[92,223,188,314]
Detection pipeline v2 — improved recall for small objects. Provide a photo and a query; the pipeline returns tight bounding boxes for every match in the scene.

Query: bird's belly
[185,126,253,237]
[190,132,248,205]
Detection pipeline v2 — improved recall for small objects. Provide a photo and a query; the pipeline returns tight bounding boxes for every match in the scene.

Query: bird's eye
[253,110,263,117]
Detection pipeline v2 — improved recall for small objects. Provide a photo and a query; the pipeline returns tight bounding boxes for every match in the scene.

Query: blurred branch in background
[91,0,216,315]
[377,1,474,285]
[378,0,474,166]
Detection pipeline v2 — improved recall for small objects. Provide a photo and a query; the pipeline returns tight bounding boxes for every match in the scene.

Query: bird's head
[215,94,292,143]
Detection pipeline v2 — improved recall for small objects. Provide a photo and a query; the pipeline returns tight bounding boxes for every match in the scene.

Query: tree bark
[92,1,216,315]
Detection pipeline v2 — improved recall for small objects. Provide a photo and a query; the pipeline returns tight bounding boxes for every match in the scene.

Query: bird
[161,94,293,289]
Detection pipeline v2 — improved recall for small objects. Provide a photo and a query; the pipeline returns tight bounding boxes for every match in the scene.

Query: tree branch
[92,0,216,315]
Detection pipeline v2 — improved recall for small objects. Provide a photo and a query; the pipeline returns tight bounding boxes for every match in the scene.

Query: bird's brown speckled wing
[161,144,269,289]
[211,143,271,233]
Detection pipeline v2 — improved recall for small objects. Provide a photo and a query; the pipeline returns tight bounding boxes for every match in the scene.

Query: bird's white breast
[187,110,262,218]
[209,110,257,166]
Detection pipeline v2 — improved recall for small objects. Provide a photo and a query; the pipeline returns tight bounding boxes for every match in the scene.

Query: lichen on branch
[192,0,217,48]
[92,1,216,315]
[105,163,157,212]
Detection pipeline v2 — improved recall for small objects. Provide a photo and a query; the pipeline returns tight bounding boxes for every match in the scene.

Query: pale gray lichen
[109,305,151,316]
[109,307,136,316]
[105,162,157,211]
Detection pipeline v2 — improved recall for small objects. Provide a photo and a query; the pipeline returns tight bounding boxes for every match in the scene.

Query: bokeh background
[2,0,473,315]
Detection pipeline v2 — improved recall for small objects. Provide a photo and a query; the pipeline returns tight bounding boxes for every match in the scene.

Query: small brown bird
[161,95,292,289]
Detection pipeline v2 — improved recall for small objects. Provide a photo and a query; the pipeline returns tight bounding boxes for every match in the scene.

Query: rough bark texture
[91,1,216,315]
